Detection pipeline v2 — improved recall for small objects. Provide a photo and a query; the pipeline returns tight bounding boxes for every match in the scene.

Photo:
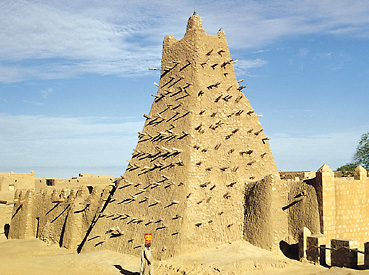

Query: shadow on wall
[4,224,10,239]
[279,240,299,260]
[113,264,139,275]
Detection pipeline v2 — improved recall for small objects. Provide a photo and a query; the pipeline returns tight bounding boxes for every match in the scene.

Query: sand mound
[1,236,367,275]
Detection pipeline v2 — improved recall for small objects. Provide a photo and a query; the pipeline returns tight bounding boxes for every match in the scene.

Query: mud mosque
[1,14,369,268]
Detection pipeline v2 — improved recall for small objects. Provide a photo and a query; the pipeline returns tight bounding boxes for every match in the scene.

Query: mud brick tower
[82,14,280,259]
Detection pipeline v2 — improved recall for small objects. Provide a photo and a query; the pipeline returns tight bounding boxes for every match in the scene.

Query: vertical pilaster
[316,164,335,239]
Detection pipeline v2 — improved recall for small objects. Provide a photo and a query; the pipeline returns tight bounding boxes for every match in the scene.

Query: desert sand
[1,233,368,275]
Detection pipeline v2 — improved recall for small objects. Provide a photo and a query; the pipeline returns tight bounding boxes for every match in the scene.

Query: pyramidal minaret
[82,14,280,259]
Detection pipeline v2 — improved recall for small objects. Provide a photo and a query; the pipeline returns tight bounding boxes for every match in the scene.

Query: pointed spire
[317,164,332,173]
[186,14,203,32]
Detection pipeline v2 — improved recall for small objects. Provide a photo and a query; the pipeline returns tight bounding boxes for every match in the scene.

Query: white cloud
[0,114,144,170]
[22,99,44,106]
[269,126,368,172]
[40,88,54,99]
[0,114,143,140]
[1,0,369,82]
[297,48,309,57]
[0,1,128,60]
[233,59,268,76]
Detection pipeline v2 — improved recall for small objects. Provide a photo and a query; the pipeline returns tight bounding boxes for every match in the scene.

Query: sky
[1,0,369,178]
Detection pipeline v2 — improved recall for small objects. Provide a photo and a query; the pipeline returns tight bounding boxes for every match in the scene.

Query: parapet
[317,164,333,174]
[354,166,367,180]
[186,14,204,32]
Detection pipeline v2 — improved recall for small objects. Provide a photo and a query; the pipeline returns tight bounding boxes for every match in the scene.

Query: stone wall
[313,165,369,250]
[302,235,363,269]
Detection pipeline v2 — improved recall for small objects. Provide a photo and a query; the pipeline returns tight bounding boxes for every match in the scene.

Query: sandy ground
[1,233,369,275]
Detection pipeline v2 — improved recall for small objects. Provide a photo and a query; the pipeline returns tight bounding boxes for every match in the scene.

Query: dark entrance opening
[4,224,10,239]
[87,186,93,194]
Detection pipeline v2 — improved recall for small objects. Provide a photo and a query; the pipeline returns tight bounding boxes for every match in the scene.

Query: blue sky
[1,0,369,178]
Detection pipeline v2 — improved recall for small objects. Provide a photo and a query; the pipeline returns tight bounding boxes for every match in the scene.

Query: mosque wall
[312,165,369,250]
[5,14,369,264]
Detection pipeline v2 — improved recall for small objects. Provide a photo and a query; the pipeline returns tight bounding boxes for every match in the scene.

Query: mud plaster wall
[0,191,14,232]
[34,174,114,190]
[280,171,316,181]
[244,176,320,250]
[313,165,369,250]
[0,172,36,233]
[9,186,110,250]
[286,181,320,240]
[244,177,274,250]
[0,172,35,191]
[81,14,280,260]
[52,178,113,188]
[7,15,324,260]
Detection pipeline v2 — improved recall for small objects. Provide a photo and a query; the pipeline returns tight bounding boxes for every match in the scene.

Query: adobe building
[6,14,368,264]
[8,185,111,250]
[0,171,36,192]
[35,173,114,190]
[1,172,114,240]
[80,14,319,259]
[309,164,369,250]
[280,171,317,181]
[7,13,320,259]
[0,171,36,235]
